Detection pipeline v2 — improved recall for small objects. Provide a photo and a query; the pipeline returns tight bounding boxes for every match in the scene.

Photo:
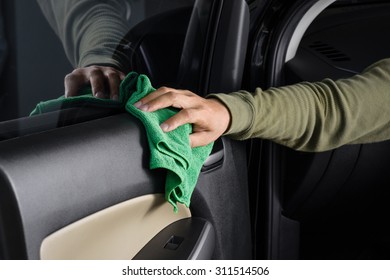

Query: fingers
[134,87,197,112]
[159,108,198,132]
[136,86,171,105]
[64,66,125,100]
[64,72,87,98]
[89,68,106,98]
[107,70,123,101]
[135,87,231,148]
[159,107,221,148]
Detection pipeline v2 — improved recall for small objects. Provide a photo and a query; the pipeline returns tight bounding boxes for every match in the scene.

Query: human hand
[134,87,231,147]
[64,65,126,100]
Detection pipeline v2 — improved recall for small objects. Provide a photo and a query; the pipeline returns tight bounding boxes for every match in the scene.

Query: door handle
[202,138,224,172]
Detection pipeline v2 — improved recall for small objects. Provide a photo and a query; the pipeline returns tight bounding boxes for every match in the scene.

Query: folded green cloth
[31,72,213,212]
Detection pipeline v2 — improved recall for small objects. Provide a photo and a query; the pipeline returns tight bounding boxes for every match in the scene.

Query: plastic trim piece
[285,0,335,62]
[202,138,224,172]
[133,217,215,260]
[40,194,191,260]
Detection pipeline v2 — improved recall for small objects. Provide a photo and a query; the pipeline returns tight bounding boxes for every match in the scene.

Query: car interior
[0,0,252,260]
[285,0,390,259]
[0,0,389,260]
[248,0,390,259]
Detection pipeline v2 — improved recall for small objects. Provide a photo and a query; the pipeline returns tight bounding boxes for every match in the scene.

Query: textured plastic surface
[286,3,390,82]
[133,217,215,260]
[0,113,163,259]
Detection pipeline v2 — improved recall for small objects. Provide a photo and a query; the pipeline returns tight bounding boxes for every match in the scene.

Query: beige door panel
[40,193,191,260]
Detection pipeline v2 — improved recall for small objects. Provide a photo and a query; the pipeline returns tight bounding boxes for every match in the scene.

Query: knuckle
[181,109,191,119]
[158,86,171,93]
[71,68,83,75]
[64,73,77,83]
[184,90,194,96]
[106,71,117,79]
[169,92,180,104]
[88,66,102,75]
[167,90,183,102]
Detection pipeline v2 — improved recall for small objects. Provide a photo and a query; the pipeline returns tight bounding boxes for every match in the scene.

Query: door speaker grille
[309,41,350,62]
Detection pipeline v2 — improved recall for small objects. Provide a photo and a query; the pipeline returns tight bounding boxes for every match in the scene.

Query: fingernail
[134,101,142,108]
[160,123,169,132]
[139,104,149,111]
[112,95,119,101]
[95,91,103,98]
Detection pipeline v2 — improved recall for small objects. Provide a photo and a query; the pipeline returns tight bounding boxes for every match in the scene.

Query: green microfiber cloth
[31,72,213,212]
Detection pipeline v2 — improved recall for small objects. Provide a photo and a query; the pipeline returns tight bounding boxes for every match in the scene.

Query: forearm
[37,0,131,70]
[210,58,390,152]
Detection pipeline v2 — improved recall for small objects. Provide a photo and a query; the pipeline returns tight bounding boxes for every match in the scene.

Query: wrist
[206,97,231,135]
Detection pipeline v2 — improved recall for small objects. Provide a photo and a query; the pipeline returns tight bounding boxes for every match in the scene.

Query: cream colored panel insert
[40,194,191,260]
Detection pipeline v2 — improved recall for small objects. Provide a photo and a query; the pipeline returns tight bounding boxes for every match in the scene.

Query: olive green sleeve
[37,0,132,71]
[208,58,390,152]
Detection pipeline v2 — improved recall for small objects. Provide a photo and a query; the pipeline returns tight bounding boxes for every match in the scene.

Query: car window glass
[0,0,194,137]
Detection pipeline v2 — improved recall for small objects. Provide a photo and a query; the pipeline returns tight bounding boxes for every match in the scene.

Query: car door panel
[0,114,251,260]
[0,113,162,259]
[0,0,253,260]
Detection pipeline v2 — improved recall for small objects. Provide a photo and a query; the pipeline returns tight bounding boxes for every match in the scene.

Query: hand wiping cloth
[31,72,214,212]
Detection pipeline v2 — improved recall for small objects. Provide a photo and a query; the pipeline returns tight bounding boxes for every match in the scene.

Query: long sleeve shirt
[209,58,390,152]
[37,0,193,71]
[37,0,132,70]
